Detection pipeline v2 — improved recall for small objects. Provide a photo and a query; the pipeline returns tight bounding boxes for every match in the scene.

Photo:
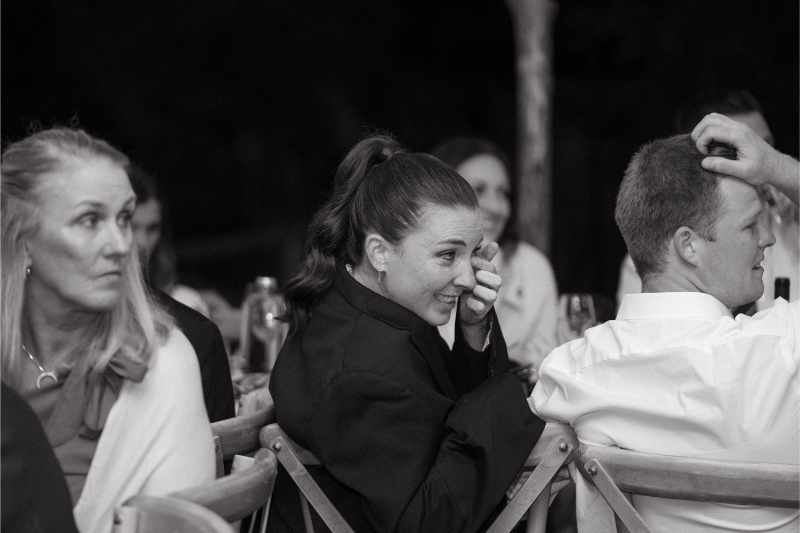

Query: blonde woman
[1,126,214,532]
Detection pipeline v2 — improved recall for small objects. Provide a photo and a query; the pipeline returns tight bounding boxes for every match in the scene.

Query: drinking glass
[565,293,597,337]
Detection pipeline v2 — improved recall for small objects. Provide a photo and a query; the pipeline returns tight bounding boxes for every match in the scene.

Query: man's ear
[363,233,391,273]
[672,225,702,267]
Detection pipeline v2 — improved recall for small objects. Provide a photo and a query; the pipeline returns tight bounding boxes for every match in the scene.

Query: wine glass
[565,293,597,337]
[250,296,286,371]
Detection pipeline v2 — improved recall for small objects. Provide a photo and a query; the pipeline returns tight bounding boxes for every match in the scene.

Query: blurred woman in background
[432,137,559,388]
[267,133,543,532]
[128,165,211,317]
[1,126,214,533]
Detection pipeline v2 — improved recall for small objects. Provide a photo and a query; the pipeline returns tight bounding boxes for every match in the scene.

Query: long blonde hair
[1,126,173,390]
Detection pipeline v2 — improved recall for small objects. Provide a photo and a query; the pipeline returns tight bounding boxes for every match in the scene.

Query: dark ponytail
[284,133,477,335]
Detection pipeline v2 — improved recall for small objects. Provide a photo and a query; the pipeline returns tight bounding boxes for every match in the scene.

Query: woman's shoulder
[502,242,556,286]
[509,242,553,268]
[145,327,201,386]
[169,284,210,317]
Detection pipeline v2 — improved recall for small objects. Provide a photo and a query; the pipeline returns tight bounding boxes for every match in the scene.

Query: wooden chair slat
[578,444,800,508]
[261,422,578,533]
[486,437,574,533]
[525,482,551,533]
[211,406,275,461]
[584,459,651,533]
[260,424,354,533]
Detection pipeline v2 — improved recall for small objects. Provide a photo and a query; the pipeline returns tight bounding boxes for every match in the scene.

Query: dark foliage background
[3,0,797,305]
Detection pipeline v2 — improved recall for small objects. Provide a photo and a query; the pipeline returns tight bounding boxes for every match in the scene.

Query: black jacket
[268,267,544,533]
[151,288,235,423]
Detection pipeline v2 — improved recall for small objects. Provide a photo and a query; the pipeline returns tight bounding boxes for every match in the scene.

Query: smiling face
[455,154,511,244]
[382,205,484,326]
[24,157,137,315]
[696,177,776,308]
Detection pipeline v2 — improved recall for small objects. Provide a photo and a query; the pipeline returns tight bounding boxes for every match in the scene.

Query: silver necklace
[21,344,58,388]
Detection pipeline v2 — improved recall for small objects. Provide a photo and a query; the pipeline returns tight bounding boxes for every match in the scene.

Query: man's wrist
[769,152,800,206]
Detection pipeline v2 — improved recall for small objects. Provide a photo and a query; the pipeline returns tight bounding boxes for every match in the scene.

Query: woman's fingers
[459,241,501,325]
[477,241,499,264]
[474,269,501,291]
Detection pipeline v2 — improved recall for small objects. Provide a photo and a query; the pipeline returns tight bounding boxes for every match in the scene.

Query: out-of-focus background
[3,0,798,307]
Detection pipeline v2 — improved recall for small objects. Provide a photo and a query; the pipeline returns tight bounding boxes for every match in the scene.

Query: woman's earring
[378,270,384,285]
[25,267,31,279]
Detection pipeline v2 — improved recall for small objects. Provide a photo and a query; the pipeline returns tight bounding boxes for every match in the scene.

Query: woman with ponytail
[267,134,545,532]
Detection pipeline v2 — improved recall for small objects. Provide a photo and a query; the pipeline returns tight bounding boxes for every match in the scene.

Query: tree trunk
[505,0,557,256]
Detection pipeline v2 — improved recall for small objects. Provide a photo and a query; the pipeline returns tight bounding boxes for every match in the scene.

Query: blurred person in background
[431,137,559,389]
[1,126,214,533]
[128,164,244,344]
[617,88,798,310]
[128,164,235,422]
[128,165,210,316]
[267,133,544,532]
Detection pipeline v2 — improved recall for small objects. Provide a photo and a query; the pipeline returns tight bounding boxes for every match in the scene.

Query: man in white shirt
[616,89,798,309]
[532,113,800,532]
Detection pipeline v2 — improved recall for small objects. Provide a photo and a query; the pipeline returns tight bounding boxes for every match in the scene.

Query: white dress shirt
[531,292,800,532]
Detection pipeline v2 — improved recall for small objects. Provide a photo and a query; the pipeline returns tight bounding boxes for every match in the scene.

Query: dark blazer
[151,288,236,423]
[268,267,545,533]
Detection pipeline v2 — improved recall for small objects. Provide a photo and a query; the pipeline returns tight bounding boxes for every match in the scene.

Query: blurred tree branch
[506,0,557,256]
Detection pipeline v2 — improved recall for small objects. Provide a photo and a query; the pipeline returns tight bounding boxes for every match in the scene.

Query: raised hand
[691,113,799,205]
[459,241,502,326]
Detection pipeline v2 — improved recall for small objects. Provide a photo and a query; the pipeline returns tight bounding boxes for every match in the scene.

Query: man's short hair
[674,88,763,134]
[615,134,736,279]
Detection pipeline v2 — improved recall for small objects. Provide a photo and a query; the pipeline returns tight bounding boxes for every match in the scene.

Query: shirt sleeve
[449,308,508,397]
[529,341,584,425]
[139,330,216,495]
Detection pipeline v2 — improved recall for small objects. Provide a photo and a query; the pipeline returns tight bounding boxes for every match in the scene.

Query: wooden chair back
[485,423,578,533]
[260,423,353,533]
[170,448,279,523]
[113,496,236,533]
[260,422,578,533]
[576,443,800,533]
[211,405,275,477]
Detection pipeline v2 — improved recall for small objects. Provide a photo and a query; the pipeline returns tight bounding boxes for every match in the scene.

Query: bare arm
[692,113,799,205]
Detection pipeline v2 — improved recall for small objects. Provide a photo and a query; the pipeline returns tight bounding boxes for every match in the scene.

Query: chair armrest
[170,449,278,522]
[211,406,275,460]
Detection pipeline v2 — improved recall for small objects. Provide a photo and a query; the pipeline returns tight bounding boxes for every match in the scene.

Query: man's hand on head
[692,113,799,205]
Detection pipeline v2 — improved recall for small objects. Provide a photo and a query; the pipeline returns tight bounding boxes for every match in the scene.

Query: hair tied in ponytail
[364,138,403,175]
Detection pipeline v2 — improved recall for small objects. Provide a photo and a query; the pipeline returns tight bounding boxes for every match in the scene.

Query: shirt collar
[617,292,732,320]
[333,263,417,330]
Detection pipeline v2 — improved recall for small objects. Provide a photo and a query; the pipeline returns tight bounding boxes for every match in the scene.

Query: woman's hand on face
[459,241,502,327]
